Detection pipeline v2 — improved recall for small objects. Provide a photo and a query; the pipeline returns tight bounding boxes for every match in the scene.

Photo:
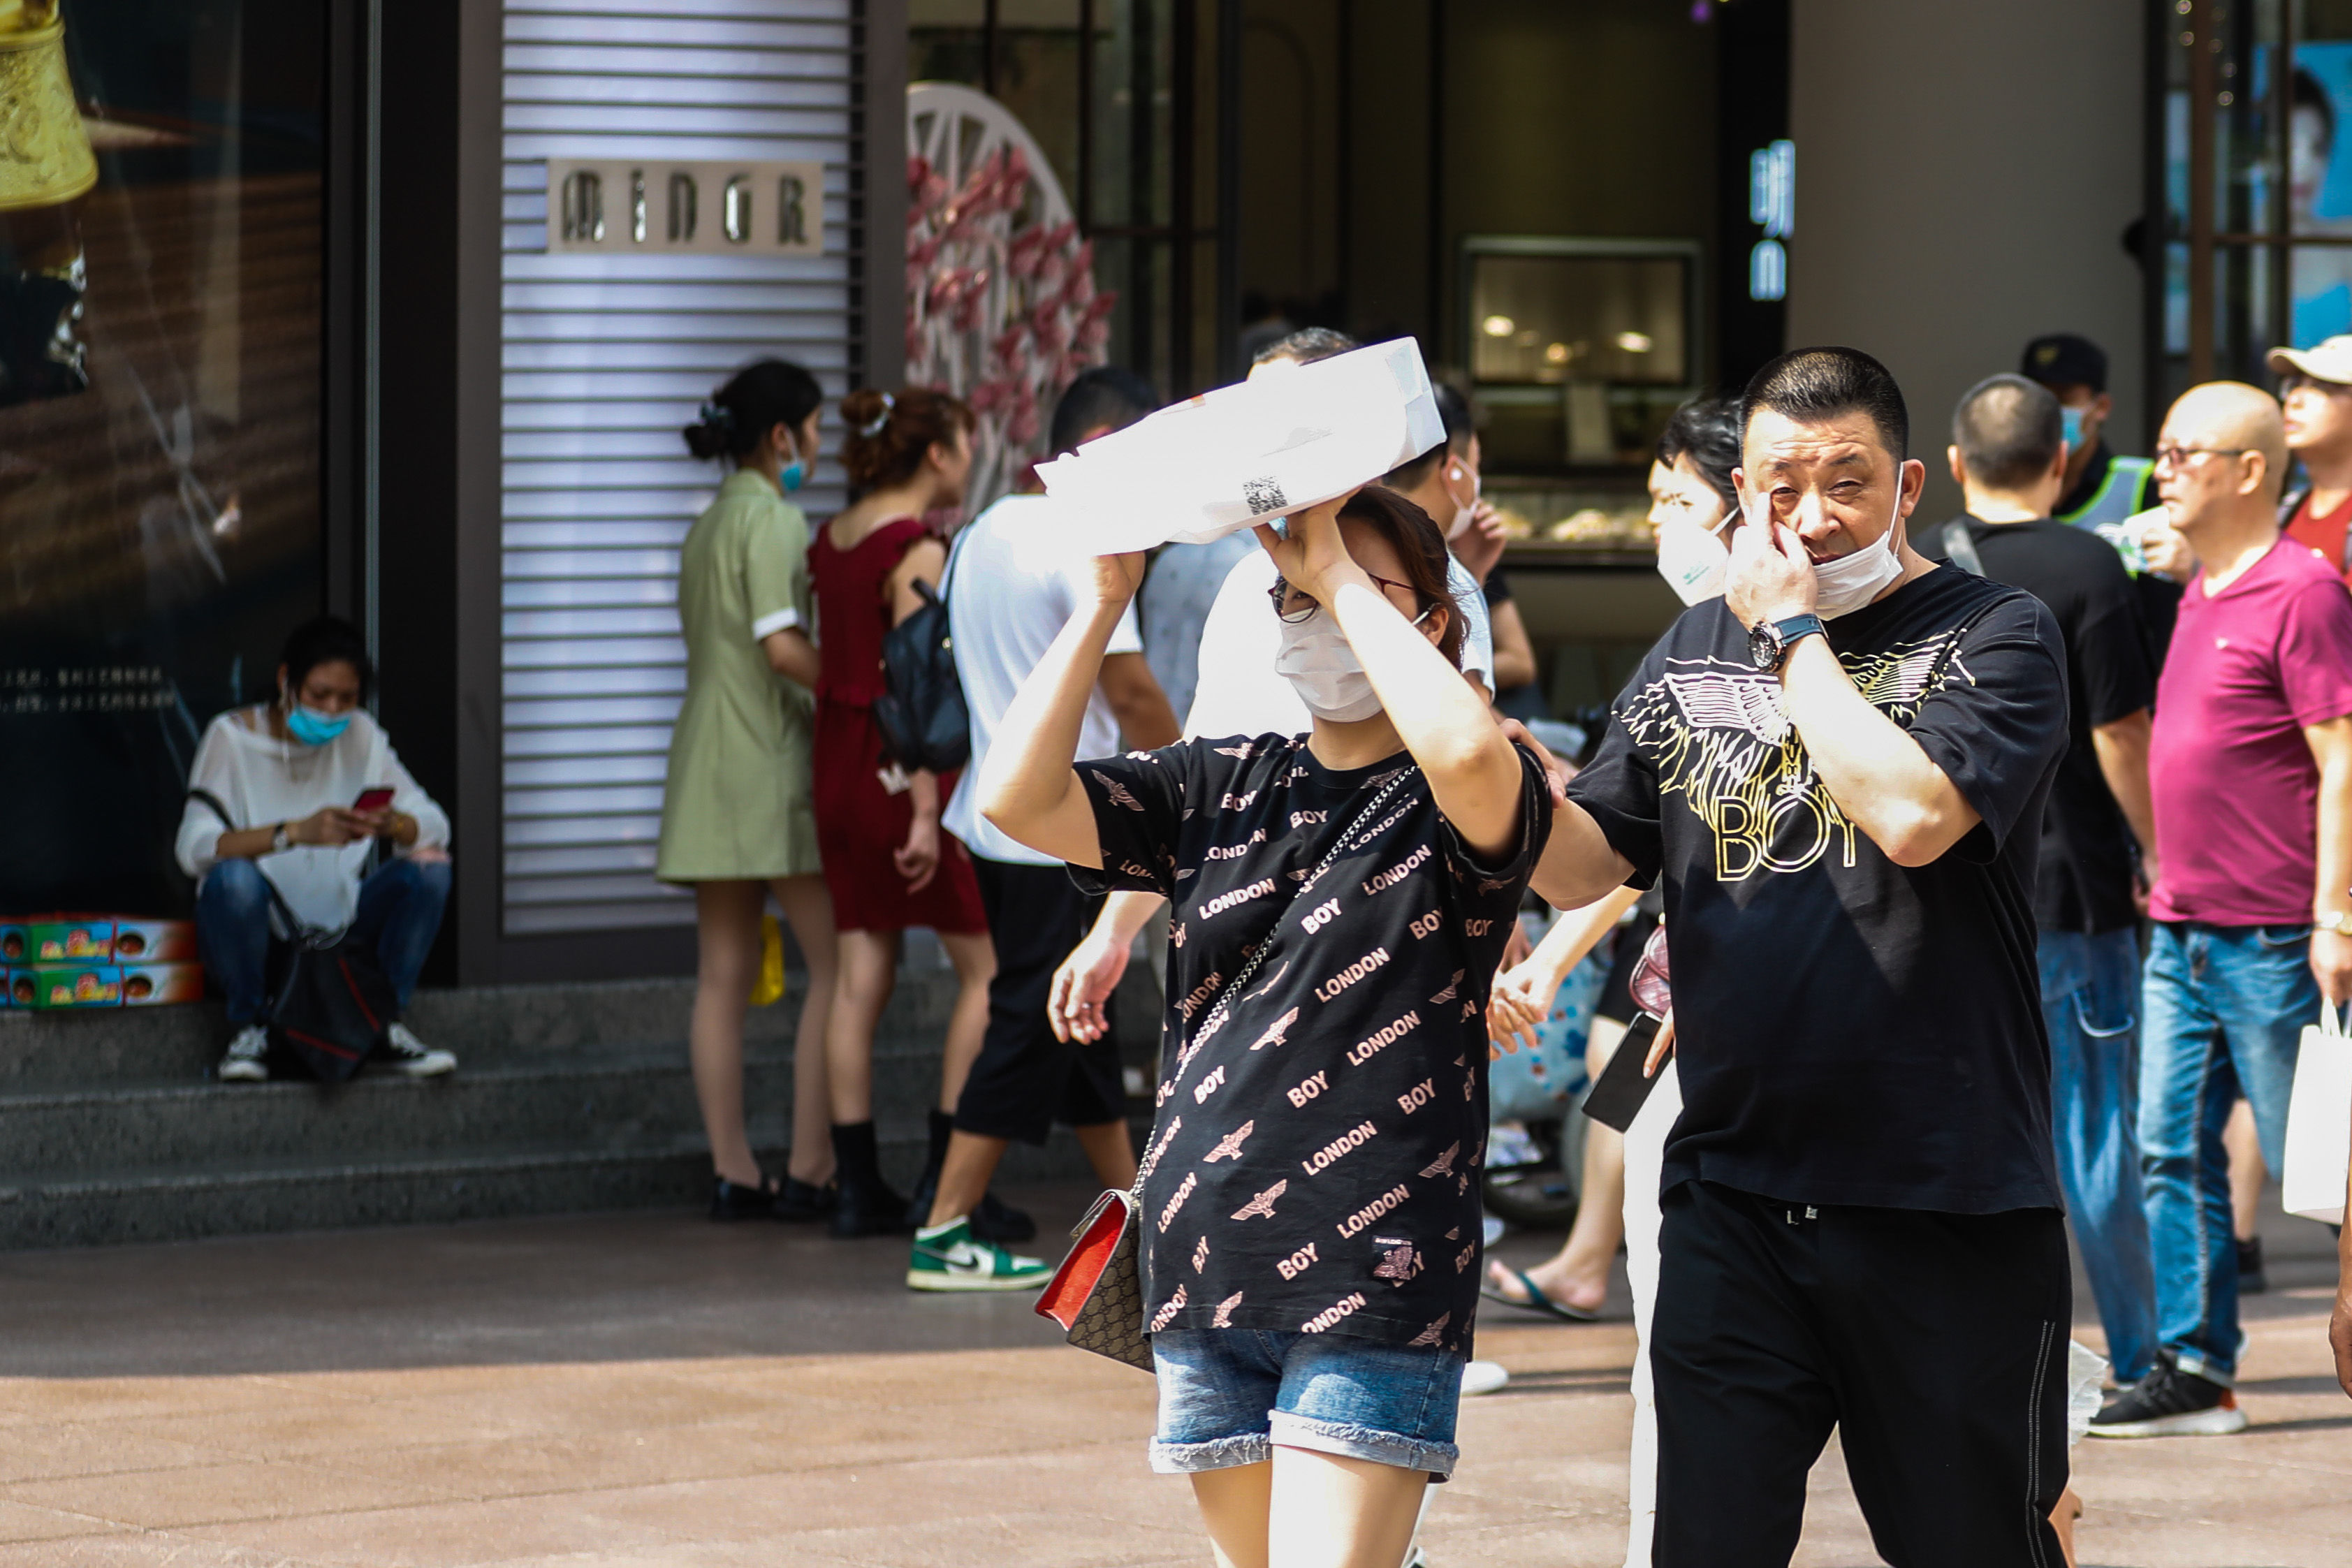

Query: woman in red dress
[810,386,997,1236]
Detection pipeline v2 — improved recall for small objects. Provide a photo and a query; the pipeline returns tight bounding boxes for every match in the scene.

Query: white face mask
[1656,507,1735,606]
[1806,474,1909,619]
[1275,615,1385,722]
[1442,459,1480,541]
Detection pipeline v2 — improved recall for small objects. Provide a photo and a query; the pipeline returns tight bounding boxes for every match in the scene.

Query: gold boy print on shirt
[1620,633,1973,881]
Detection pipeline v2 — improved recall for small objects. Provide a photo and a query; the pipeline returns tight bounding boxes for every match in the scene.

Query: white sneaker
[1461,1360,1510,1397]
[217,1024,270,1082]
[385,1021,457,1078]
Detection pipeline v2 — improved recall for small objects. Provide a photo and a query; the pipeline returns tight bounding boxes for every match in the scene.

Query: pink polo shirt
[2150,536,2352,925]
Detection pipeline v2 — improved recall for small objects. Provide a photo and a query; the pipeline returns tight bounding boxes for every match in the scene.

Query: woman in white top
[175,615,455,1082]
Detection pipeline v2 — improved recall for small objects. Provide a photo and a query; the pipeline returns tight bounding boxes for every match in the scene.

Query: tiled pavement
[0,1187,2344,1567]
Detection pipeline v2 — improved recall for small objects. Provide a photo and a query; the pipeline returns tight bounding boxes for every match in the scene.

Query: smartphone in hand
[352,786,395,814]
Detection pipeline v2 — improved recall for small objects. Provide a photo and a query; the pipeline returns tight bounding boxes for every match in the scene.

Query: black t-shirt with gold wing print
[1569,566,2070,1216]
[1074,733,1550,1354]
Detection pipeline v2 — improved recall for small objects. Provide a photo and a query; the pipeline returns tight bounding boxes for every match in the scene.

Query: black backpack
[872,545,971,774]
[187,789,397,1083]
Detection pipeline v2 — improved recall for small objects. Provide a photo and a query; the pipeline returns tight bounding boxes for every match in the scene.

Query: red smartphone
[352,786,395,814]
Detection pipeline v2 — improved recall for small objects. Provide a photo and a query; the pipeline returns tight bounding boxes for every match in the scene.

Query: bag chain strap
[1131,761,1422,1196]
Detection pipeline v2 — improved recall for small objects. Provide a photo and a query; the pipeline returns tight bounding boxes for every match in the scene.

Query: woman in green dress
[661,358,840,1220]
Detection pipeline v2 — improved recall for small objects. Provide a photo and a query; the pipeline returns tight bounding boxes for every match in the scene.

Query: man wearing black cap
[2023,332,2185,665]
[2022,332,2156,529]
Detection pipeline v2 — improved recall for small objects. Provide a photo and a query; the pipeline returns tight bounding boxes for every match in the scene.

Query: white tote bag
[1032,337,1445,557]
[2282,1003,2352,1225]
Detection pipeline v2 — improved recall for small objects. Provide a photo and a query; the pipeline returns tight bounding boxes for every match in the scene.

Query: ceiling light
[1615,331,1653,353]
[1481,314,1515,338]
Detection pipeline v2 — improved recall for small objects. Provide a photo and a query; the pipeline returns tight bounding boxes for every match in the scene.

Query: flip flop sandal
[1479,1266,1600,1323]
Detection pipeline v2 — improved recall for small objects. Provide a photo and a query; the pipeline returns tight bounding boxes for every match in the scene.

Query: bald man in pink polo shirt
[2091,383,2352,1439]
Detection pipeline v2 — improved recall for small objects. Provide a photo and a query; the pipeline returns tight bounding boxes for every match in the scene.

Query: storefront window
[0,0,324,910]
[910,0,1205,394]
[2159,0,2352,393]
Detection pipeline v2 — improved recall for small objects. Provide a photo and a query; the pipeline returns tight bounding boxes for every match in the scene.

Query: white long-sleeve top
[175,706,451,933]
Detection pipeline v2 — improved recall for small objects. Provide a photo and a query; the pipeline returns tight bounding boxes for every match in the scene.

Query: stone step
[0,1046,793,1173]
[0,1124,1133,1251]
[0,973,835,1091]
[0,954,1158,1250]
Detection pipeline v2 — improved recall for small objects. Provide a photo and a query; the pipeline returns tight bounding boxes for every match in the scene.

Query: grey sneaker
[218,1025,270,1082]
[384,1021,457,1078]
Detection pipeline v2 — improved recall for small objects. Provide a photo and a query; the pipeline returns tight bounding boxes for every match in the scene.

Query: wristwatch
[2318,910,2352,937]
[1747,613,1827,673]
[270,821,291,854]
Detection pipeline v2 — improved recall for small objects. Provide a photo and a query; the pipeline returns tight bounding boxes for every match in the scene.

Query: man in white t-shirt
[917,367,1181,1289]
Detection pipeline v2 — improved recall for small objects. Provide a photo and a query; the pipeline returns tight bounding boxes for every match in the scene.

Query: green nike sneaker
[907,1216,1051,1292]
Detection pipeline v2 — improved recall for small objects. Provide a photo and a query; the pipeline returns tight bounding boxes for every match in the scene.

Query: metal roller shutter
[499,0,865,935]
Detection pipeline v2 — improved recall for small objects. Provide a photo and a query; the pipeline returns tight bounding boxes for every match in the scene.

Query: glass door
[2159,0,2352,395]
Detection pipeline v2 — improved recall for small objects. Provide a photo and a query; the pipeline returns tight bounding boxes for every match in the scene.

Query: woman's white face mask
[1273,597,1434,722]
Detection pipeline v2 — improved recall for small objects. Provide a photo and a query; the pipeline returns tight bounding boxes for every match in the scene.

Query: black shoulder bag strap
[1939,518,1987,578]
[1137,758,1424,1185]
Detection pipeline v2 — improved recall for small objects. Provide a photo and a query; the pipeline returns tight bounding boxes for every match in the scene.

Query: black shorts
[954,856,1127,1145]
[1651,1180,2071,1568]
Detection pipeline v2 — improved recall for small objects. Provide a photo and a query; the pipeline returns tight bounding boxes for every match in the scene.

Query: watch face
[1747,622,1779,671]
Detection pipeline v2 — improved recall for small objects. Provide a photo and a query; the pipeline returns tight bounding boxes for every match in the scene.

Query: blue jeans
[196,856,451,1025]
[2038,928,2159,1383]
[1151,1328,1465,1478]
[2138,921,2316,1385]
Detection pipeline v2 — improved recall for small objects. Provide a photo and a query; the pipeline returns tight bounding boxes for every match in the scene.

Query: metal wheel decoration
[906,81,1114,517]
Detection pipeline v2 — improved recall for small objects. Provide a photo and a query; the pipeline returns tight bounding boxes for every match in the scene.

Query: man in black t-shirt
[1534,348,2073,1568]
[1936,373,2161,1389]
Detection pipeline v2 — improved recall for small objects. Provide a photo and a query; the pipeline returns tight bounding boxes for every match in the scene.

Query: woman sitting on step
[175,615,456,1083]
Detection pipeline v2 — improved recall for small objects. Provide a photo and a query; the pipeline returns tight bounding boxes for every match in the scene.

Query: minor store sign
[544,159,824,256]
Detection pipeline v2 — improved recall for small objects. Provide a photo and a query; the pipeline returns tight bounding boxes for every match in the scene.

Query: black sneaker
[771,1175,835,1224]
[2087,1356,2247,1438]
[2237,1235,2267,1294]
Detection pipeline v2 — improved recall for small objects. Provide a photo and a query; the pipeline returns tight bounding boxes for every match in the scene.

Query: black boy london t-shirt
[1076,735,1550,1354]
[1568,567,2070,1215]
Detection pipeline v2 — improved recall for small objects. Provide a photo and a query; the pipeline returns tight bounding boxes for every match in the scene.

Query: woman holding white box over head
[980,468,1549,1568]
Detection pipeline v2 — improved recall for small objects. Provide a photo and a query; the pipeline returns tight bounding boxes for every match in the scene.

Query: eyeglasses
[2152,445,2251,470]
[1269,572,1422,623]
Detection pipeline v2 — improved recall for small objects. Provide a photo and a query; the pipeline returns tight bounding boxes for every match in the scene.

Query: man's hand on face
[1723,508,1819,629]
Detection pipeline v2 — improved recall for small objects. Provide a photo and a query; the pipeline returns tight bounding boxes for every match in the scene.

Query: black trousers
[1651,1180,2072,1568]
[953,856,1125,1145]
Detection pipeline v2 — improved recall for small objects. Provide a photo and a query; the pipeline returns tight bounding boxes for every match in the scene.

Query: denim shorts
[1150,1328,1465,1479]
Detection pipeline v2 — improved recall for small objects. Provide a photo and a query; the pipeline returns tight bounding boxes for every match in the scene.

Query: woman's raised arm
[1257,501,1527,859]
[977,552,1149,868]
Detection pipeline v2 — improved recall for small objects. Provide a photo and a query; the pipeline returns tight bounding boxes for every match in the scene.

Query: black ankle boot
[903,1108,956,1229]
[829,1120,912,1238]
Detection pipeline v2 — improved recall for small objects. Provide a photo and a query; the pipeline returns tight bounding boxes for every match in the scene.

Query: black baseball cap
[2020,333,2108,393]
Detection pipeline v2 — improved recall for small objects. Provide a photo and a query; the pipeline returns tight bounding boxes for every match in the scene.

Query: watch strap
[1771,613,1827,650]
